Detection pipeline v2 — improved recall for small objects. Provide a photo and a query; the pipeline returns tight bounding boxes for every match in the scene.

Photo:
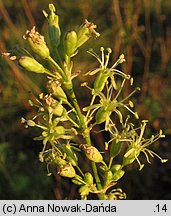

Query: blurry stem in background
[112,0,133,97]
[0,0,21,40]
[111,0,123,61]
[21,0,36,26]
[141,0,152,99]
[111,0,153,100]
[156,1,171,72]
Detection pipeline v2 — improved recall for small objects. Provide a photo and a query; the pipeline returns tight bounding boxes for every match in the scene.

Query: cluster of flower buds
[99,163,125,188]
[72,172,96,199]
[64,19,100,57]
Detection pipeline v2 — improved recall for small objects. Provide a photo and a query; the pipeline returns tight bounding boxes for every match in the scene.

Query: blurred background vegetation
[0,0,171,199]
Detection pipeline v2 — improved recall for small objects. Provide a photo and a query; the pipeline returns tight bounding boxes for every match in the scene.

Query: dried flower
[80,144,103,163]
[77,19,100,48]
[23,26,50,59]
[58,163,76,178]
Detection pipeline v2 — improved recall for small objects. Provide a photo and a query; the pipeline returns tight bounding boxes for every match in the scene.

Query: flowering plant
[2,3,167,200]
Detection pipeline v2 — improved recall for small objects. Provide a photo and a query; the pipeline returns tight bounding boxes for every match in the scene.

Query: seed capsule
[112,169,125,181]
[18,56,48,74]
[123,148,136,166]
[110,141,123,158]
[64,31,77,57]
[95,107,111,124]
[23,26,50,59]
[94,71,109,91]
[79,185,90,196]
[104,170,113,181]
[111,164,122,173]
[84,172,93,185]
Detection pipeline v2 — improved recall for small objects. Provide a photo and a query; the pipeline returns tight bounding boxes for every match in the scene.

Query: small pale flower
[77,19,100,48]
[122,120,168,170]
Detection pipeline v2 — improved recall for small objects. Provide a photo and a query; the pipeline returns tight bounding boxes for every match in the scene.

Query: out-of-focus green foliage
[0,0,171,199]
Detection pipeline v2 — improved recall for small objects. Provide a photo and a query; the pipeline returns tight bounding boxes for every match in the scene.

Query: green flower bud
[104,170,113,181]
[110,141,123,158]
[43,4,61,48]
[23,26,50,59]
[95,107,111,124]
[77,19,100,48]
[112,169,125,181]
[80,144,103,163]
[94,71,109,91]
[111,164,122,173]
[122,156,135,166]
[99,165,107,176]
[84,172,93,185]
[64,31,78,57]
[18,56,48,74]
[58,163,76,178]
[79,185,90,196]
[122,148,136,166]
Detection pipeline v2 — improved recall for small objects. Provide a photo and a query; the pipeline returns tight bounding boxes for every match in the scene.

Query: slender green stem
[108,157,113,169]
[65,84,85,128]
[86,94,96,119]
[64,57,104,199]
[76,166,84,177]
[54,47,64,68]
[91,162,102,189]
[47,56,67,81]
[91,162,105,200]
[67,114,79,128]
[44,69,56,77]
